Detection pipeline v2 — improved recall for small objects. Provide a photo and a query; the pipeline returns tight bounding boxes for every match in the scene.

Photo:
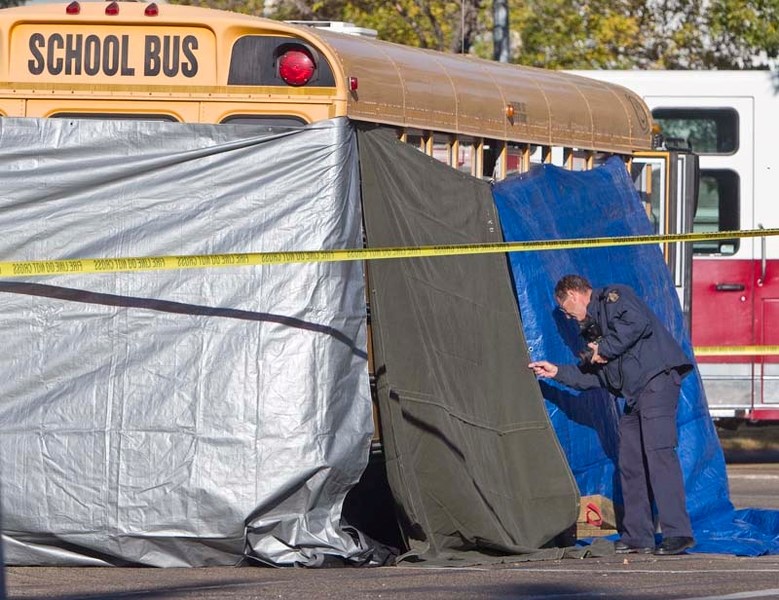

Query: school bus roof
[0,3,653,153]
[307,29,654,153]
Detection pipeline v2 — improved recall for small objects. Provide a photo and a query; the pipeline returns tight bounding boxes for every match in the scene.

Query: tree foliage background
[166,0,779,69]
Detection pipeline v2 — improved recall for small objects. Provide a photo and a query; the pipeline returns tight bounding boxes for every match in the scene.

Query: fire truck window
[694,169,740,255]
[652,108,738,155]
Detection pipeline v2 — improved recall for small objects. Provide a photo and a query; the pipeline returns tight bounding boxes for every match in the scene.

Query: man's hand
[588,342,608,364]
[529,360,558,378]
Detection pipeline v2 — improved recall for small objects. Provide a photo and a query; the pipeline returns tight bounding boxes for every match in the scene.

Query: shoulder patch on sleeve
[606,290,620,303]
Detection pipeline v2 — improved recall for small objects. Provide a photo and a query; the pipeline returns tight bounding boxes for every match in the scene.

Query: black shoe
[614,540,654,554]
[654,536,695,555]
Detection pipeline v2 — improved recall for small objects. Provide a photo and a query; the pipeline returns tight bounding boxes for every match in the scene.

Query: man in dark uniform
[529,274,695,556]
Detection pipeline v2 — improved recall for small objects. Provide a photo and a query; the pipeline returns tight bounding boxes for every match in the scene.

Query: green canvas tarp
[358,127,580,561]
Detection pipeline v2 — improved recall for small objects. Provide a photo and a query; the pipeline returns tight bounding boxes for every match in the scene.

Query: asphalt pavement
[5,546,779,600]
[4,456,779,600]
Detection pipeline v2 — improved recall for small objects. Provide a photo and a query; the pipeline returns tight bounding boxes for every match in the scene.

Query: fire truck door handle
[715,283,745,291]
[759,223,766,284]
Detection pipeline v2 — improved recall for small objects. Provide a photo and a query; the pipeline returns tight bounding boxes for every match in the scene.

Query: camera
[578,317,603,366]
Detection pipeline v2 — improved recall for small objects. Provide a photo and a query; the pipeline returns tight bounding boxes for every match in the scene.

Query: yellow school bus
[0,1,656,176]
[0,1,697,442]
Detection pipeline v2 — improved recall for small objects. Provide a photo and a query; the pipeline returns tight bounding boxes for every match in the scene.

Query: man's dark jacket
[554,284,692,402]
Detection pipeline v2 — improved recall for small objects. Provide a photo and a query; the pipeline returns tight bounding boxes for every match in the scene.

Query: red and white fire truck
[570,70,779,425]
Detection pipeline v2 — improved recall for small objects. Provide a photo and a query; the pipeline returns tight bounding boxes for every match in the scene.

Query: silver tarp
[0,117,372,567]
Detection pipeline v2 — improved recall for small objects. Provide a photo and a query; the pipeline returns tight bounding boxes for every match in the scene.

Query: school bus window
[549,147,568,166]
[52,113,178,122]
[482,140,501,180]
[652,108,738,155]
[694,169,740,255]
[630,160,663,235]
[505,143,529,175]
[528,145,545,165]
[227,36,336,87]
[454,138,473,173]
[432,134,453,166]
[405,131,425,152]
[570,150,594,171]
[650,166,663,233]
[221,116,307,127]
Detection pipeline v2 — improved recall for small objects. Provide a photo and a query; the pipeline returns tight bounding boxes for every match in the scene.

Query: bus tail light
[105,1,119,16]
[65,1,80,15]
[278,47,315,86]
[145,3,159,17]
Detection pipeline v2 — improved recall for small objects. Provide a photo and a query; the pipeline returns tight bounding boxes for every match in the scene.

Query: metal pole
[0,480,5,600]
[493,0,510,62]
[461,0,466,53]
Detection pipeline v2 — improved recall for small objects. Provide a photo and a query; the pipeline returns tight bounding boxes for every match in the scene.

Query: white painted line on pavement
[485,591,779,600]
[405,568,779,574]
[510,593,611,599]
[728,474,779,480]
[525,569,779,574]
[680,589,779,600]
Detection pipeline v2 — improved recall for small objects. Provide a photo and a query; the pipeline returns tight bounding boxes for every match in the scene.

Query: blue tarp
[492,157,779,555]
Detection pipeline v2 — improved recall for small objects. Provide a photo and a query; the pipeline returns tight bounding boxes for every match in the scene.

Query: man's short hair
[554,274,592,302]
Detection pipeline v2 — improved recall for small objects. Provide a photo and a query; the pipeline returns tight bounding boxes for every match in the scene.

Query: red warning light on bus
[278,47,315,86]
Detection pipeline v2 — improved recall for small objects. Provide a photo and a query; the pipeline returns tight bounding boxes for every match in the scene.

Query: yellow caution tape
[694,346,779,357]
[0,227,778,278]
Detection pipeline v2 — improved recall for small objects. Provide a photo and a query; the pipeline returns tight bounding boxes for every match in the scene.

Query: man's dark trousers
[618,370,693,548]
